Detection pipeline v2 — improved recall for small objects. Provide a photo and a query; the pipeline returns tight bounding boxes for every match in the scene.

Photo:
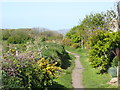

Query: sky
[1,1,117,30]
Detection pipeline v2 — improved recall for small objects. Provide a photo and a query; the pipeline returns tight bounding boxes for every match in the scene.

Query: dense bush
[24,40,71,69]
[2,49,61,88]
[1,28,69,88]
[7,31,32,44]
[65,10,119,74]
[2,29,11,40]
[2,40,72,88]
[2,41,9,53]
[65,10,117,49]
[2,29,33,44]
[88,30,120,73]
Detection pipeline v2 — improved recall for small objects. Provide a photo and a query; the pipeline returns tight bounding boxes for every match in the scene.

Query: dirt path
[67,51,84,88]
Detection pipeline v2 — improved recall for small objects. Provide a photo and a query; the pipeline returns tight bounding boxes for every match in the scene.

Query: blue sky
[1,2,115,30]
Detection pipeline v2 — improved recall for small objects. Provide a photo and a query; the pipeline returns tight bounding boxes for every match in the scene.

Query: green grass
[53,53,75,88]
[0,43,2,55]
[65,46,118,88]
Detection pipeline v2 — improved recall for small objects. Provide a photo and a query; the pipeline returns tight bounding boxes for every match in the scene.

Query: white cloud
[0,0,118,2]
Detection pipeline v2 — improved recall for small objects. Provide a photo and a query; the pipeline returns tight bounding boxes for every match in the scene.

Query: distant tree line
[1,28,63,44]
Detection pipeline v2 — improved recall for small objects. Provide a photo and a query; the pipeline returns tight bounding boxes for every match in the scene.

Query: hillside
[56,29,70,35]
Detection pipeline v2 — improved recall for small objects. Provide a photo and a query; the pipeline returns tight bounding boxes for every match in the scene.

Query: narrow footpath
[67,51,84,88]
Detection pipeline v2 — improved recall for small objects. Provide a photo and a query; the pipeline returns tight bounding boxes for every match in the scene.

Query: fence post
[39,48,42,57]
[117,1,120,30]
[15,47,18,56]
[117,1,120,87]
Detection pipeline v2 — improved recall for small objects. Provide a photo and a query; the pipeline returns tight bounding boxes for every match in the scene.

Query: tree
[65,10,117,48]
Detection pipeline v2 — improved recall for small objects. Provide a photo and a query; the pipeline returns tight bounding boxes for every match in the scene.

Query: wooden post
[118,58,120,87]
[15,47,18,56]
[39,47,44,57]
[39,48,42,57]
[117,1,120,30]
[117,1,120,87]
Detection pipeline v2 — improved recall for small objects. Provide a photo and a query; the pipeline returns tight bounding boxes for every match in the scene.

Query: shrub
[7,33,31,44]
[2,29,33,44]
[2,30,11,40]
[2,49,61,88]
[88,30,120,73]
[2,41,9,53]
[42,42,71,69]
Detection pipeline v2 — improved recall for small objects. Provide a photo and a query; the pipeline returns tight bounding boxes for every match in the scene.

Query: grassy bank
[65,46,117,88]
[52,53,75,88]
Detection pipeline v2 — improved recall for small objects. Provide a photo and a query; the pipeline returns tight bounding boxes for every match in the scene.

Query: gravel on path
[67,51,84,88]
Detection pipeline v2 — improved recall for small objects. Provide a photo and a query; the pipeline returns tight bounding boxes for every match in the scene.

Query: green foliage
[42,42,71,69]
[2,29,11,40]
[2,49,61,88]
[111,56,118,67]
[65,10,117,49]
[71,43,80,49]
[2,41,9,53]
[71,34,81,43]
[7,30,32,44]
[88,30,120,73]
[2,29,33,44]
[2,29,63,45]
[65,26,83,48]
[15,38,70,70]
[66,47,117,88]
[53,53,75,88]
[2,40,71,88]
[1,27,69,89]
[81,10,116,31]
[65,9,118,74]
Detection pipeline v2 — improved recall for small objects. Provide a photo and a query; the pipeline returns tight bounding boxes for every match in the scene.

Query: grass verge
[65,46,118,88]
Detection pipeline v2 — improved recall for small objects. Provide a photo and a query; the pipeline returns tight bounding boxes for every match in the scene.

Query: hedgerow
[88,30,120,73]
